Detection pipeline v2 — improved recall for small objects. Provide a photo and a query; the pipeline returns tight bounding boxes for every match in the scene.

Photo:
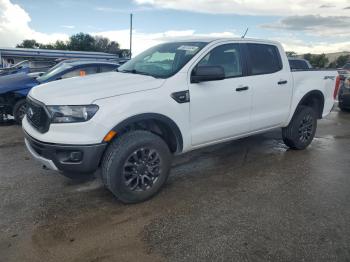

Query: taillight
[333,75,340,100]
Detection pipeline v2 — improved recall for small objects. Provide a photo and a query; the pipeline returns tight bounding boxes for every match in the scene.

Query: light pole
[130,13,133,59]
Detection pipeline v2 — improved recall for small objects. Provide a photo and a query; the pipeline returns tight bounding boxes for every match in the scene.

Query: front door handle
[236,86,249,92]
[278,80,288,85]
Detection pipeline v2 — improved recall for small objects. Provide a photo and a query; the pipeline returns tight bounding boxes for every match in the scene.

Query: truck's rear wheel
[13,99,27,124]
[282,106,317,150]
[102,130,172,203]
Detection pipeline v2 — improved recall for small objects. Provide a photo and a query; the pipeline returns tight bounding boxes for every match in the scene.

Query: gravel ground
[0,109,350,262]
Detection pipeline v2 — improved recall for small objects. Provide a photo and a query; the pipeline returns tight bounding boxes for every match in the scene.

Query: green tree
[313,54,329,68]
[16,33,123,54]
[67,33,96,51]
[335,55,350,68]
[39,43,55,49]
[303,53,329,68]
[106,41,120,54]
[303,53,312,62]
[16,39,40,48]
[328,61,337,69]
[54,40,68,50]
[94,36,120,54]
[286,51,297,57]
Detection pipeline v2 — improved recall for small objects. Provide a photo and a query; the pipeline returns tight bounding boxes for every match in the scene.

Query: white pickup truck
[23,38,338,203]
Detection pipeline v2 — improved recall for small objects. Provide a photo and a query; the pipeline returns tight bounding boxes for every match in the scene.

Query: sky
[0,0,350,55]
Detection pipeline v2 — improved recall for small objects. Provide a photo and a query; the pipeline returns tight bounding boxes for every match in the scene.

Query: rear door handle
[278,80,288,85]
[236,86,249,92]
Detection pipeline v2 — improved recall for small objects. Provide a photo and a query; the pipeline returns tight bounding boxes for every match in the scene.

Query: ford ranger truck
[23,39,338,203]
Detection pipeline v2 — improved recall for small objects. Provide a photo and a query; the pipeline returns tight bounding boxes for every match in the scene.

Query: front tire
[13,99,27,124]
[282,106,317,150]
[102,130,172,203]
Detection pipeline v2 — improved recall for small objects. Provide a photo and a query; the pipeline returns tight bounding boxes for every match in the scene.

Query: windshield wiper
[118,69,156,78]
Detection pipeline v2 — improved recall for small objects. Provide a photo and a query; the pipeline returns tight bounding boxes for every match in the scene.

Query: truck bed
[291,70,338,117]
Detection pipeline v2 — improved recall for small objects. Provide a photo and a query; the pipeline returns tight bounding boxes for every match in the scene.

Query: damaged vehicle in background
[0,60,56,76]
[338,74,350,111]
[342,62,350,73]
[0,60,118,123]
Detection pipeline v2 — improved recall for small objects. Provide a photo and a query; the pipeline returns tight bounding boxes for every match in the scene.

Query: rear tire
[282,106,317,150]
[13,99,27,124]
[102,130,172,203]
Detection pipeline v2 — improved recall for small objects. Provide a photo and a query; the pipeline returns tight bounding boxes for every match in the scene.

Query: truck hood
[29,72,166,105]
[0,72,38,94]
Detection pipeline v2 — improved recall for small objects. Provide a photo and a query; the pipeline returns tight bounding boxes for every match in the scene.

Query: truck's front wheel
[282,106,317,150]
[102,130,172,203]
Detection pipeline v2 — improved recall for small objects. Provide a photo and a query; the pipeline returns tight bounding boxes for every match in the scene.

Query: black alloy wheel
[298,114,314,143]
[123,147,161,192]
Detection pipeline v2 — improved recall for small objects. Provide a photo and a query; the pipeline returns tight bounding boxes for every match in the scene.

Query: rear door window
[246,43,282,75]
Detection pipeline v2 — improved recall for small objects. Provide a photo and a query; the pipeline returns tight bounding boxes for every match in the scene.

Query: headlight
[47,105,99,123]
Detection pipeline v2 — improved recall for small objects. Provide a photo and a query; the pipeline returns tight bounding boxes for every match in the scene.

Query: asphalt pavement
[0,109,350,262]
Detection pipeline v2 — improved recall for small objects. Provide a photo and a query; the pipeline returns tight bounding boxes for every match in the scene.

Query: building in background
[0,48,126,71]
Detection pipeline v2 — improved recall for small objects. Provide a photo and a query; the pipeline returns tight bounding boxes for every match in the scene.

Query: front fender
[12,88,31,97]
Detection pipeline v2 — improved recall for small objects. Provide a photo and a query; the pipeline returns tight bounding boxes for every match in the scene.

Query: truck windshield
[118,42,208,78]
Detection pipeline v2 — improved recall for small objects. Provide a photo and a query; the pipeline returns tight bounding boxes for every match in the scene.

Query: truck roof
[163,37,281,46]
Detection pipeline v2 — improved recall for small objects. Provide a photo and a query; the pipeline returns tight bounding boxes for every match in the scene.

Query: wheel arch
[294,90,325,120]
[111,113,184,154]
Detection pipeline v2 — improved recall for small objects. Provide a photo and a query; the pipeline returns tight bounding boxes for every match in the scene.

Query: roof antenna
[241,28,249,39]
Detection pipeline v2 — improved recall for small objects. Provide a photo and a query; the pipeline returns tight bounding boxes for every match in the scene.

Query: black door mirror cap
[191,66,225,83]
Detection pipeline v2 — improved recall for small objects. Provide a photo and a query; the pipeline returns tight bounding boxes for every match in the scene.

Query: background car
[0,60,119,123]
[0,60,57,76]
[338,74,350,111]
[288,57,313,70]
[342,63,350,72]
[0,60,32,76]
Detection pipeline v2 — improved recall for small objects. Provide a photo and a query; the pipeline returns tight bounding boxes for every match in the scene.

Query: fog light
[69,151,83,162]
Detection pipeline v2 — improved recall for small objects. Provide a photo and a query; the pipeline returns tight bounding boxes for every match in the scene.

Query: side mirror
[191,66,225,83]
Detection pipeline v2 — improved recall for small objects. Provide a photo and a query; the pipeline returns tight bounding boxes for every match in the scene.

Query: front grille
[26,98,51,133]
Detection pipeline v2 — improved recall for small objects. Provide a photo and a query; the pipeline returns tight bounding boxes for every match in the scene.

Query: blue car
[0,60,31,77]
[0,60,118,123]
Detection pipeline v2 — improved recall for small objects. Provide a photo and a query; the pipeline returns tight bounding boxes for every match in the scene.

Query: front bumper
[24,131,107,174]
